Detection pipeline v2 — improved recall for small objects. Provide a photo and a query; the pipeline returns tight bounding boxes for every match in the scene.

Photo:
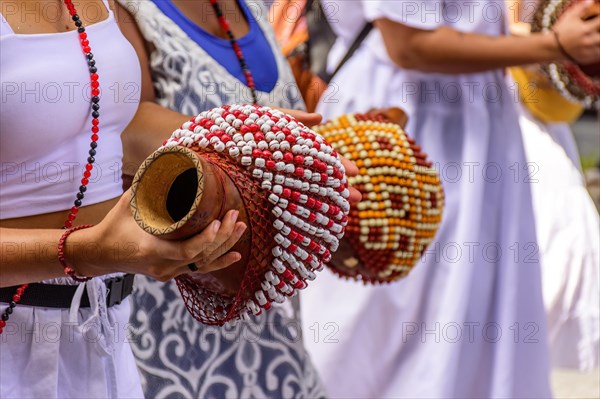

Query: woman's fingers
[339,155,359,177]
[191,251,243,275]
[197,221,247,266]
[271,106,323,126]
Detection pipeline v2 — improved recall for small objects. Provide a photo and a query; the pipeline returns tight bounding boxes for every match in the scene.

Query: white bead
[268,193,280,205]
[242,146,252,155]
[255,291,267,306]
[273,219,284,230]
[262,180,272,190]
[271,246,283,257]
[241,156,252,166]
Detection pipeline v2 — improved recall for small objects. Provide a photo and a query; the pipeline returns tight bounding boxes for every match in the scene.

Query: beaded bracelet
[58,224,94,282]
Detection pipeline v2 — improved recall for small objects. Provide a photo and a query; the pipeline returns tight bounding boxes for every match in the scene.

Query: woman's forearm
[0,228,83,287]
[377,20,561,74]
[121,101,189,176]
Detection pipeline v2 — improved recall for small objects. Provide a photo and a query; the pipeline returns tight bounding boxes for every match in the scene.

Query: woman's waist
[0,196,119,229]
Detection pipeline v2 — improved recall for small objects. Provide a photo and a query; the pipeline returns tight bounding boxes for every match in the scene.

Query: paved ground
[551,369,600,399]
[552,113,599,398]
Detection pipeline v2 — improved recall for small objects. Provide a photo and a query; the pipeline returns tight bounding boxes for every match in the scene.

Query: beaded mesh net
[163,105,350,325]
[531,0,600,108]
[313,113,444,284]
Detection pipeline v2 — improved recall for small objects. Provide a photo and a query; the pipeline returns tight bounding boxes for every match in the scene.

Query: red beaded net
[532,0,600,108]
[164,105,350,325]
[313,113,444,284]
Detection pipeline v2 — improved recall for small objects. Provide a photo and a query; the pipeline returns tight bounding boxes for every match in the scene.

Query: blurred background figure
[271,0,600,398]
[507,0,599,371]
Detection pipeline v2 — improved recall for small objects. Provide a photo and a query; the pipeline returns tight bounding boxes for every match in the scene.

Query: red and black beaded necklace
[0,0,100,334]
[209,0,258,104]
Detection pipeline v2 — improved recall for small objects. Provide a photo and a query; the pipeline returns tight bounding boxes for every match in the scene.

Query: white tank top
[0,0,141,219]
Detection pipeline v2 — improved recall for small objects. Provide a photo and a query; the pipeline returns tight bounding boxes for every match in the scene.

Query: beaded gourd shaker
[313,110,444,284]
[130,105,350,325]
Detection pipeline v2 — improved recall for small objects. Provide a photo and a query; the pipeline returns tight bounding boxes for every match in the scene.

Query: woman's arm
[0,194,246,288]
[376,0,600,74]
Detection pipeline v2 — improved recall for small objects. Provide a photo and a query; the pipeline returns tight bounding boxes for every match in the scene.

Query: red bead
[288,204,298,214]
[16,288,25,295]
[294,155,304,165]
[321,173,328,182]
[91,133,98,142]
[71,207,79,214]
[293,280,306,290]
[254,133,264,141]
[91,81,100,89]
[294,167,304,177]
[313,142,321,150]
[92,126,99,133]
[65,220,73,228]
[91,89,100,96]
[263,301,272,310]
[282,128,291,135]
[283,153,293,163]
[262,150,272,158]
[81,178,89,185]
[0,320,5,328]
[79,32,87,40]
[308,213,317,222]
[240,125,251,134]
[276,280,286,289]
[291,191,301,201]
[249,124,259,133]
[266,160,276,170]
[307,198,316,208]
[282,269,294,280]
[83,171,91,178]
[81,39,89,47]
[289,244,298,253]
[12,294,21,302]
[83,46,91,53]
[92,118,99,126]
[252,149,262,158]
[282,188,291,198]
[85,164,93,172]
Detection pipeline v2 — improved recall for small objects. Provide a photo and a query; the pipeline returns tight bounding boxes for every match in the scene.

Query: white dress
[301,1,552,398]
[515,103,600,370]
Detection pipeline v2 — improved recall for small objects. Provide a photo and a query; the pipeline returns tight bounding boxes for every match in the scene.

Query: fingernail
[234,253,242,261]
[230,210,240,222]
[235,224,247,236]
[212,220,221,232]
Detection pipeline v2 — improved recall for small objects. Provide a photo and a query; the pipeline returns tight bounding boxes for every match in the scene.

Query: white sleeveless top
[0,1,141,219]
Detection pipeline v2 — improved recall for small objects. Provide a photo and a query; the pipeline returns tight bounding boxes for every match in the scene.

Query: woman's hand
[553,0,600,65]
[71,191,247,282]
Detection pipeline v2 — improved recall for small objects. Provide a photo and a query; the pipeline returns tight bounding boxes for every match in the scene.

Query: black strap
[0,274,135,308]
[326,22,374,83]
